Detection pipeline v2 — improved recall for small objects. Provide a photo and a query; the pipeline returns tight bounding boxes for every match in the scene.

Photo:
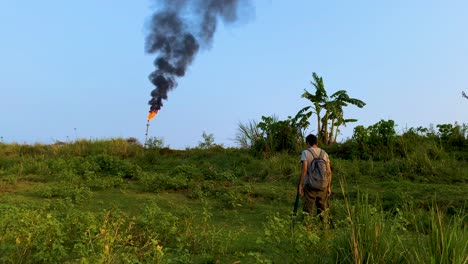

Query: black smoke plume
[146,0,251,112]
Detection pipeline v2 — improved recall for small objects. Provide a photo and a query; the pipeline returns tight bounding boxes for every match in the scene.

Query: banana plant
[299,73,328,140]
[298,73,365,144]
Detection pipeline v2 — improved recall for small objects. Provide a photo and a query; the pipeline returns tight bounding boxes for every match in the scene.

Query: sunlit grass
[0,139,466,263]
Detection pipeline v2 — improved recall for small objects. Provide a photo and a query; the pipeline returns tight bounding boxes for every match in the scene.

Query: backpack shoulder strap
[306,148,317,159]
[318,149,325,159]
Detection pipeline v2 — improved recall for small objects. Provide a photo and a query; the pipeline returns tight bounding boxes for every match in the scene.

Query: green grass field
[0,139,467,263]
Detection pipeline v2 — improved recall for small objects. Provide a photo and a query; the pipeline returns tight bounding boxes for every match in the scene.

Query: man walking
[298,134,332,219]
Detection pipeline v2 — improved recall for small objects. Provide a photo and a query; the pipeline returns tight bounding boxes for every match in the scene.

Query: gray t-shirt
[301,147,329,164]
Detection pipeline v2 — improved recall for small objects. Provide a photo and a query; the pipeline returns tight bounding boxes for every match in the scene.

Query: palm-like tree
[325,90,366,144]
[298,73,366,144]
[298,73,328,139]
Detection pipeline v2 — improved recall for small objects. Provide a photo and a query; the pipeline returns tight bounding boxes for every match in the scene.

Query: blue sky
[1,0,467,149]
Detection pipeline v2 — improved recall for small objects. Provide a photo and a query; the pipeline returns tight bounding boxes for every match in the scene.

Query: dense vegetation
[1,74,466,263]
[0,120,467,263]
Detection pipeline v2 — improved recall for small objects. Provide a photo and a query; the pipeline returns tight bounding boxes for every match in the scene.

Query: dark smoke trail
[145,0,251,112]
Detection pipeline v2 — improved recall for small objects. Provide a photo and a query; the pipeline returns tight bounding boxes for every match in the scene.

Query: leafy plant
[198,131,216,149]
[0,208,67,263]
[256,115,304,153]
[299,72,366,144]
[145,136,166,149]
[256,212,321,263]
[235,119,262,149]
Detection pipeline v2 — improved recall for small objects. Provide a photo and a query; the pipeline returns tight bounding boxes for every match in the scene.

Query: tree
[298,72,366,144]
[299,73,328,138]
[463,91,468,100]
[257,115,304,153]
[324,90,366,144]
[198,131,215,149]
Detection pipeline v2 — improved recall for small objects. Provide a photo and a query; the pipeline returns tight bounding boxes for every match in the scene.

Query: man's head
[305,134,318,146]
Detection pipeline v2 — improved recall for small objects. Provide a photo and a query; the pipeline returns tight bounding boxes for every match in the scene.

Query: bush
[0,208,67,263]
[136,203,179,244]
[169,164,203,180]
[72,209,165,263]
[256,212,321,263]
[35,182,92,203]
[140,172,190,192]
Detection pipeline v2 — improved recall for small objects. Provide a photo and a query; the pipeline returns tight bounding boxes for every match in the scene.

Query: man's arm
[327,161,332,194]
[299,160,308,196]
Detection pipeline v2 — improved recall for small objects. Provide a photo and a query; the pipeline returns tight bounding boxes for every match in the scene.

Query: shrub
[216,189,245,209]
[0,208,67,263]
[35,182,92,203]
[198,132,216,149]
[136,203,179,244]
[274,153,299,180]
[140,172,190,192]
[256,212,321,263]
[145,136,166,149]
[73,209,165,263]
[169,164,203,180]
[174,205,241,259]
[255,115,304,154]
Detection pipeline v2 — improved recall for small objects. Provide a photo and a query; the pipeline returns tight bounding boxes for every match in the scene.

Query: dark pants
[303,185,329,217]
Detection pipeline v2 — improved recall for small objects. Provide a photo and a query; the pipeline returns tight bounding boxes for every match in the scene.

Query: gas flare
[147,110,158,121]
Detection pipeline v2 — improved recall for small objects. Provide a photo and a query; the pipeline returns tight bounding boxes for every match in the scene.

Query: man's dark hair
[306,134,318,146]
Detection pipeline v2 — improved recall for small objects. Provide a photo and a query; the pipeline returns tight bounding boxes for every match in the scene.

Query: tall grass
[406,207,468,264]
[335,177,405,264]
[335,176,467,264]
[0,139,467,263]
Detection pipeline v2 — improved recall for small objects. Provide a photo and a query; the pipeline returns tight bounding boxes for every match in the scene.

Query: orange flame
[147,110,158,121]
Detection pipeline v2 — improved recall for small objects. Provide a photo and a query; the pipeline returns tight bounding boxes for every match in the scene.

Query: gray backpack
[306,149,329,191]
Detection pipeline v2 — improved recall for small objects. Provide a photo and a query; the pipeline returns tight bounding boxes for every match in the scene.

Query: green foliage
[256,115,304,153]
[235,119,262,149]
[55,154,141,179]
[368,119,397,146]
[136,203,179,244]
[140,172,190,192]
[333,192,407,263]
[351,119,397,160]
[139,164,207,193]
[436,123,468,151]
[145,136,166,149]
[300,72,366,144]
[174,205,242,260]
[263,153,300,183]
[0,206,169,263]
[407,207,468,264]
[216,189,245,209]
[0,208,67,263]
[0,135,467,263]
[36,182,92,202]
[348,121,468,162]
[71,209,165,263]
[198,131,216,149]
[256,212,321,263]
[57,138,144,158]
[91,154,142,179]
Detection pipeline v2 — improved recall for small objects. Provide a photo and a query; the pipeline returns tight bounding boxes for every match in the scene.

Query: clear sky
[1,0,467,149]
